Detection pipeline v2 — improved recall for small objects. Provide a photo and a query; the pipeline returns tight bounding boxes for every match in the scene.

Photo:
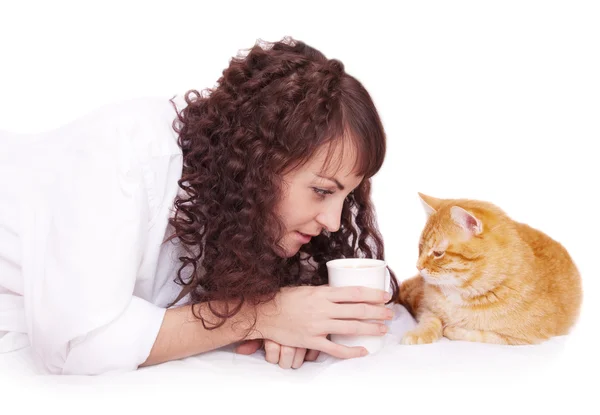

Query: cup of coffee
[326,258,389,355]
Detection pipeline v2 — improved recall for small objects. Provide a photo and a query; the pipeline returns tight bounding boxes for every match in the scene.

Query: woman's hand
[254,285,393,360]
[235,339,320,369]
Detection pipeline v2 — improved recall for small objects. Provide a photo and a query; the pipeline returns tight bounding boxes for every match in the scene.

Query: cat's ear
[450,206,483,236]
[418,192,442,216]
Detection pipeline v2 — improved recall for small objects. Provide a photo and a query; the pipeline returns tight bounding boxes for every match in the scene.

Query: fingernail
[380,325,388,334]
[384,292,392,302]
[361,348,369,357]
[386,310,394,319]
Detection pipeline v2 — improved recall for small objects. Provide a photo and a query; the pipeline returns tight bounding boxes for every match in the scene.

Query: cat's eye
[433,251,445,258]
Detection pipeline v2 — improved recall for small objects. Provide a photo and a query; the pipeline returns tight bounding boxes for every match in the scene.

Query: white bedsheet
[1,303,594,415]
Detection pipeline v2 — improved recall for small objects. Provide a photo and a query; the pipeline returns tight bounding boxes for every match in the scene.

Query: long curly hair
[167,37,399,329]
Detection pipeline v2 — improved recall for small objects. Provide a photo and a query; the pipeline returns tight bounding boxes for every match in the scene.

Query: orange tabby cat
[397,192,582,345]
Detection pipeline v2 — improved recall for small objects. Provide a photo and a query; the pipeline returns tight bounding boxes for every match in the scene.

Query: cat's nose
[416,264,430,278]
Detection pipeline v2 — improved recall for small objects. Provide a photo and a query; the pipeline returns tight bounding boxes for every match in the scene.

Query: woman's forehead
[313,139,361,178]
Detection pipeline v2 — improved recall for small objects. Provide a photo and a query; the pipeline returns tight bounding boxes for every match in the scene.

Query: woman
[0,37,399,375]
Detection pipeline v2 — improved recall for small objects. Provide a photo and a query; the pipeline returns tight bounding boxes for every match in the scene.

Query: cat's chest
[438,286,464,305]
[426,285,465,311]
[427,288,498,328]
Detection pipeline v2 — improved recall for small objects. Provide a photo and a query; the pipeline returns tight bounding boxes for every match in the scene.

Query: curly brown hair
[166,37,399,329]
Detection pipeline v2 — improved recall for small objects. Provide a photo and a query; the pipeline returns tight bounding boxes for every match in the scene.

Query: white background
[1,0,598,414]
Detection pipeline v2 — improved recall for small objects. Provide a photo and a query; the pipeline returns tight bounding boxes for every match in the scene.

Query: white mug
[326,258,389,355]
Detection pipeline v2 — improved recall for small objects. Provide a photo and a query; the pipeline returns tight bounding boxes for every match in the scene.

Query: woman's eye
[312,187,334,198]
[433,251,445,258]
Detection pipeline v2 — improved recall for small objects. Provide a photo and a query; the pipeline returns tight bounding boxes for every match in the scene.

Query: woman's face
[274,143,364,258]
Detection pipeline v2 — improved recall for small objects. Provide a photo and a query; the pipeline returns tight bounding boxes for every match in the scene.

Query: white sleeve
[21,111,167,375]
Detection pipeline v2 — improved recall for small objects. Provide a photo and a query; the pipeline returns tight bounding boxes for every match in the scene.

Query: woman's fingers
[264,341,309,369]
[330,303,393,321]
[264,340,281,364]
[233,339,263,355]
[325,319,388,337]
[291,348,307,369]
[305,349,320,361]
[313,337,368,360]
[325,286,391,304]
[278,345,297,369]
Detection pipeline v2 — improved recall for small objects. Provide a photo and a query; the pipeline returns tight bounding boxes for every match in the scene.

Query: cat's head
[415,192,509,288]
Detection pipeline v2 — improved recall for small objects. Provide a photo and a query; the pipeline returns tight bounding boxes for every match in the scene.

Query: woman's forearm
[140,300,261,367]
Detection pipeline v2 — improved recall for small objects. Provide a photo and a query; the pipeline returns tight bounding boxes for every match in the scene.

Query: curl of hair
[166,37,399,331]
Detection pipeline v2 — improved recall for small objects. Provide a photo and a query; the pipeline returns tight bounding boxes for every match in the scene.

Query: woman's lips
[296,231,312,243]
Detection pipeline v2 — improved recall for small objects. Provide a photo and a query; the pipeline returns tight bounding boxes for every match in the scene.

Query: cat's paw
[401,329,441,345]
[444,326,467,340]
[443,326,526,344]
[443,326,465,341]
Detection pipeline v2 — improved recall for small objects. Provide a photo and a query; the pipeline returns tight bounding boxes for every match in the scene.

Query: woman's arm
[140,300,260,367]
[142,285,392,367]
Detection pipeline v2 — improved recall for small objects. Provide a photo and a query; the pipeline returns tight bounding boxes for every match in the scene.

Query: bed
[1,302,591,415]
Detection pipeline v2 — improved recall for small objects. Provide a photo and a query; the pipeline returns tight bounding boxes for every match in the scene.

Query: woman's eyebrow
[315,174,345,190]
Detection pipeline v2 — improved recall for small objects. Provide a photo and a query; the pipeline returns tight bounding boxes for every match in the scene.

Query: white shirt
[0,96,191,375]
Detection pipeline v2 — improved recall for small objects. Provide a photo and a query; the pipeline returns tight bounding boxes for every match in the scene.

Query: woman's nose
[316,204,342,233]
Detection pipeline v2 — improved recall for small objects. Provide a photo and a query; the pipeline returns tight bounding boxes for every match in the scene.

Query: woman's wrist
[250,291,282,341]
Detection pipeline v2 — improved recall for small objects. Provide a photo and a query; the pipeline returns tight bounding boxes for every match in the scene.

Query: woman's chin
[275,242,301,258]
[281,247,299,258]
